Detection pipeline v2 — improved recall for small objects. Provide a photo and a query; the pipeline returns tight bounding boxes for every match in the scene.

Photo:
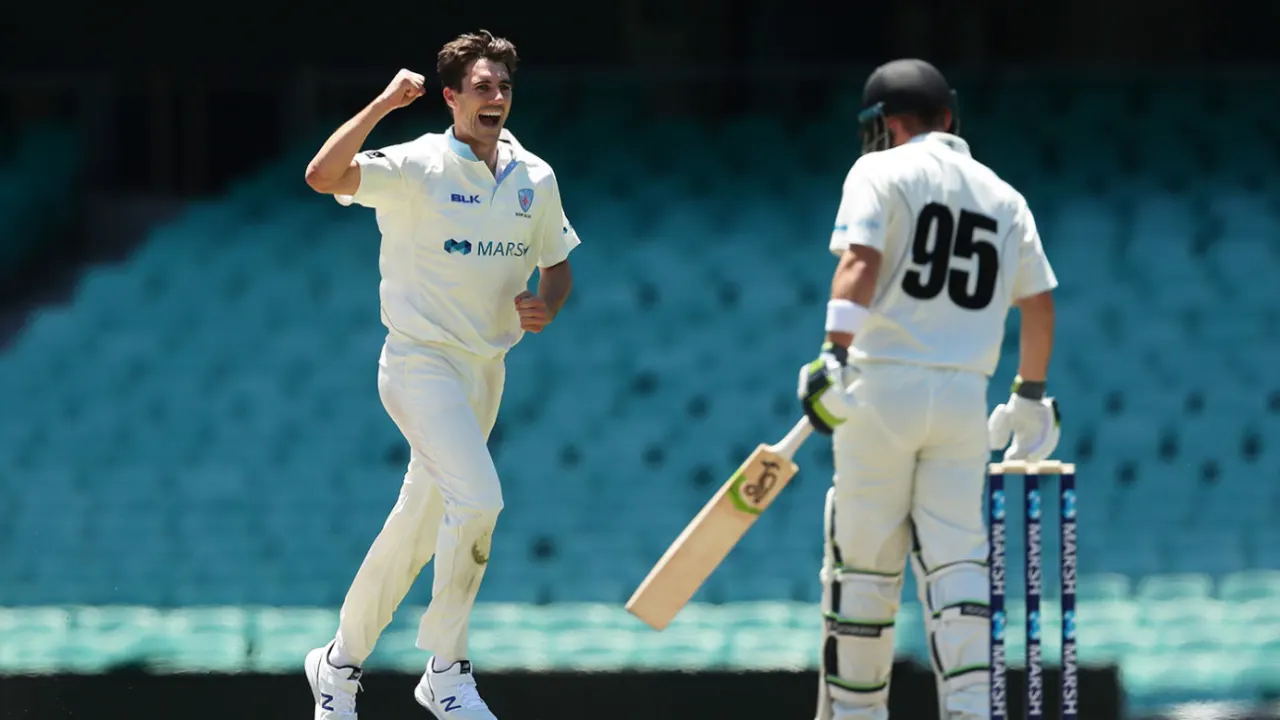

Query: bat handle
[772,374,856,458]
[770,417,814,459]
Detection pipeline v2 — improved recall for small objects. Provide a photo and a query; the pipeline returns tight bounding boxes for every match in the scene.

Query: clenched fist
[514,291,553,333]
[376,69,426,110]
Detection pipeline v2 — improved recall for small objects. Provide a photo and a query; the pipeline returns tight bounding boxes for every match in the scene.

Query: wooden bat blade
[625,443,799,631]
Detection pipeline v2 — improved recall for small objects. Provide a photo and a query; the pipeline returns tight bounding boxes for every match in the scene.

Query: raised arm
[304,69,425,196]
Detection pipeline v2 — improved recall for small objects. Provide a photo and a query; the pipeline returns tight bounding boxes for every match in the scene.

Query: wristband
[825,299,870,335]
[1012,375,1047,400]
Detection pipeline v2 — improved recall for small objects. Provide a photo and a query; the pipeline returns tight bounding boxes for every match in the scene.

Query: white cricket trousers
[335,333,506,665]
[819,362,992,720]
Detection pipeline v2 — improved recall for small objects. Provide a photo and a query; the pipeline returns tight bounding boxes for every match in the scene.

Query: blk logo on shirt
[451,193,481,204]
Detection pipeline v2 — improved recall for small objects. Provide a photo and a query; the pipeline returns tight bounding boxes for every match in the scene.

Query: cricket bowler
[797,59,1061,720]
[301,30,581,720]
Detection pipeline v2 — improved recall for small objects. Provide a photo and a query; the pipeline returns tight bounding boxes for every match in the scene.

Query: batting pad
[819,488,900,719]
[913,557,991,717]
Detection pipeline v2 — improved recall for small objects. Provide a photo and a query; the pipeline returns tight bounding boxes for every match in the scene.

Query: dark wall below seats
[2,662,1124,720]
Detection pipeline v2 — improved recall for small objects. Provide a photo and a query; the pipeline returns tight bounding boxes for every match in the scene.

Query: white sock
[432,656,458,672]
[328,637,359,668]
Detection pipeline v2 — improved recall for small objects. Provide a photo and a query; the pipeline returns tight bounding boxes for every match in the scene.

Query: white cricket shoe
[414,658,497,719]
[305,641,364,720]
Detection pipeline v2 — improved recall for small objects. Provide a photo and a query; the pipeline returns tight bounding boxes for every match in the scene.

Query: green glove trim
[809,392,845,430]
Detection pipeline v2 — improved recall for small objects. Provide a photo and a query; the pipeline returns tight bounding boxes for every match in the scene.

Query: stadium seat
[1134,573,1214,602]
[0,607,70,673]
[151,608,251,672]
[250,608,339,672]
[1078,573,1131,602]
[1218,570,1280,603]
[3,76,1280,710]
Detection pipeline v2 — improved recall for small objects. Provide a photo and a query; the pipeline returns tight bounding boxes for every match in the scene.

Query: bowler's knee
[444,503,501,526]
[440,504,501,570]
[438,463,505,519]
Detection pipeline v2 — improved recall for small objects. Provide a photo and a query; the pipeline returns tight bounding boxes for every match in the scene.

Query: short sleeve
[830,157,890,255]
[1011,199,1059,300]
[535,176,580,269]
[334,146,408,209]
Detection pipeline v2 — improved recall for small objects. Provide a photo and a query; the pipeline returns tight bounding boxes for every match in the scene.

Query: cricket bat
[625,416,815,630]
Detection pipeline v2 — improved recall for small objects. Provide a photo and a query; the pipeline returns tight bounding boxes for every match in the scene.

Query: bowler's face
[448,58,512,143]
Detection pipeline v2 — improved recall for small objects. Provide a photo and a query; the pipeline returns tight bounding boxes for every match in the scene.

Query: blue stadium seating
[1,74,1279,712]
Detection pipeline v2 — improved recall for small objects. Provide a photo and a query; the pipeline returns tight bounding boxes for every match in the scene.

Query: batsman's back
[831,133,1057,378]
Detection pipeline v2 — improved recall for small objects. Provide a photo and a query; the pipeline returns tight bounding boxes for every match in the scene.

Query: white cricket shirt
[829,132,1058,377]
[336,126,581,359]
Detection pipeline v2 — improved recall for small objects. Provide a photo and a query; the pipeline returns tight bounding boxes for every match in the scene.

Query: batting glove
[988,376,1062,461]
[798,342,858,435]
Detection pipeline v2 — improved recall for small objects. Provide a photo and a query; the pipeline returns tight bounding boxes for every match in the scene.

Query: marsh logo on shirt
[443,239,472,255]
[478,241,529,257]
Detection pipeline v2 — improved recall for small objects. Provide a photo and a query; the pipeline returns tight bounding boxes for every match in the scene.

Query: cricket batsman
[797,59,1061,720]
[301,30,581,720]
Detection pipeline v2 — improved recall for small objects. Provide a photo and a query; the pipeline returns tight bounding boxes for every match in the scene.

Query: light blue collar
[446,126,480,161]
[447,125,520,185]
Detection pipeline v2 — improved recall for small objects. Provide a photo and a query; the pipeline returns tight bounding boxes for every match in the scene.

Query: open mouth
[478,111,502,129]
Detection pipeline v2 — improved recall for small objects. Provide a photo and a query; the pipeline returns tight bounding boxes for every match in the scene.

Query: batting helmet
[858,59,960,155]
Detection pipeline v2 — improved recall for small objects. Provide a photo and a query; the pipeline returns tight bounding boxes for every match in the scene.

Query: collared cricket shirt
[337,127,581,359]
[829,132,1058,377]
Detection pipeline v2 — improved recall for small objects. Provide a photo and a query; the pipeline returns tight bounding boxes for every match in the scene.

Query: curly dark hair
[437,30,519,90]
